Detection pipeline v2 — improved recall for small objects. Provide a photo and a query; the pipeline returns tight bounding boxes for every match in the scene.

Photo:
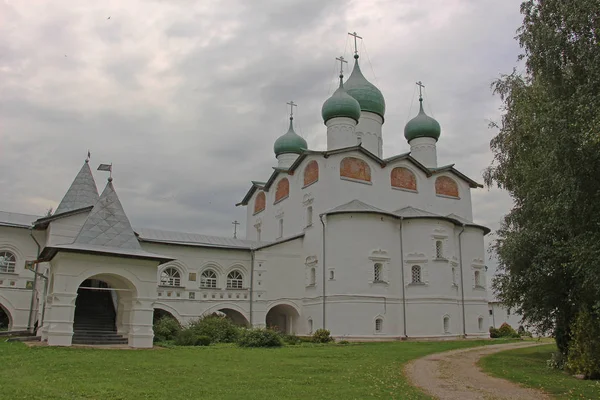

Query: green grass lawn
[0,339,505,400]
[479,344,600,400]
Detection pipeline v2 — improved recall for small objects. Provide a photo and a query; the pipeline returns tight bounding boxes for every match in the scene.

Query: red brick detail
[435,176,459,198]
[391,167,417,191]
[254,191,266,214]
[340,157,371,182]
[275,178,290,203]
[303,160,319,187]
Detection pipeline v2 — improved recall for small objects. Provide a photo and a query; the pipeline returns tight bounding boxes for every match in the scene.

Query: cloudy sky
[0,0,524,273]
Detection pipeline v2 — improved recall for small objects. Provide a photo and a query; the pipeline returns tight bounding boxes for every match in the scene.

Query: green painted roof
[321,76,361,123]
[274,118,308,156]
[404,98,441,142]
[344,55,385,119]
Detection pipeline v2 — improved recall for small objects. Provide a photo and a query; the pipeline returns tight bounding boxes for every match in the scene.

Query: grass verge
[479,343,600,399]
[1,339,505,400]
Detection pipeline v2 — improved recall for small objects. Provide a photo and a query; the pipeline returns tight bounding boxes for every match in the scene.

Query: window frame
[226,270,244,289]
[0,251,16,273]
[373,263,383,283]
[375,318,383,333]
[411,265,422,284]
[200,269,218,289]
[160,266,182,287]
[443,316,450,333]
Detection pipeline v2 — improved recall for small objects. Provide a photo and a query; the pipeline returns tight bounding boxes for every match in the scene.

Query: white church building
[0,46,505,347]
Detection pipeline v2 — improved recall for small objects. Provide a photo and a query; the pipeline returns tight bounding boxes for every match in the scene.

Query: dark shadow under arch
[0,303,11,331]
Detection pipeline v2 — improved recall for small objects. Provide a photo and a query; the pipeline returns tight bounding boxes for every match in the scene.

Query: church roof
[394,206,440,218]
[322,200,397,218]
[430,164,483,188]
[0,211,40,229]
[136,228,263,250]
[40,178,172,262]
[54,160,99,216]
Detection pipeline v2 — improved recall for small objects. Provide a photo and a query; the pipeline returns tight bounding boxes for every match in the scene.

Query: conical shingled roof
[54,160,99,215]
[73,178,141,250]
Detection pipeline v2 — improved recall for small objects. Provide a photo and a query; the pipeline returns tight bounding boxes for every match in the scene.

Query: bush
[498,322,519,338]
[489,327,500,338]
[312,329,334,343]
[237,328,282,348]
[187,314,240,343]
[282,334,301,345]
[547,351,566,370]
[153,317,181,342]
[566,308,600,379]
[174,329,211,346]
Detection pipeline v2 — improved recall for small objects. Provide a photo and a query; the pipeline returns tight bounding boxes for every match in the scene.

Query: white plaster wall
[244,150,476,243]
[355,111,383,157]
[488,302,524,330]
[326,117,358,151]
[46,212,88,247]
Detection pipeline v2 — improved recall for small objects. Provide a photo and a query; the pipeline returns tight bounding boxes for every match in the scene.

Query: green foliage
[489,327,501,339]
[187,314,240,343]
[153,317,181,342]
[281,333,301,346]
[237,328,282,348]
[485,0,600,357]
[498,323,520,338]
[174,329,211,346]
[547,351,566,370]
[312,329,334,343]
[338,340,350,345]
[566,308,600,379]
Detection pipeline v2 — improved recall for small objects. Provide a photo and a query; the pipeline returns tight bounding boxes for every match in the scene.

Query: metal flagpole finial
[335,56,348,77]
[232,220,240,239]
[348,31,362,56]
[286,100,297,120]
[416,81,425,100]
[97,163,113,181]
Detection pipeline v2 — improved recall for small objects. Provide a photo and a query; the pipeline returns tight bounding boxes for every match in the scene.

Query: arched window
[443,316,450,333]
[435,176,459,198]
[308,318,313,334]
[373,263,383,282]
[160,267,181,286]
[474,270,481,287]
[0,251,16,273]
[278,218,284,238]
[435,241,443,258]
[309,268,316,286]
[411,265,422,283]
[274,178,290,203]
[303,160,319,187]
[375,318,383,333]
[306,206,313,227]
[329,270,335,280]
[200,269,218,288]
[254,191,266,214]
[478,317,484,332]
[390,167,417,191]
[227,270,243,289]
[340,157,371,182]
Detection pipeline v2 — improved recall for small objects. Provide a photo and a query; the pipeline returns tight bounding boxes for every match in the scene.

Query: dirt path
[404,342,550,400]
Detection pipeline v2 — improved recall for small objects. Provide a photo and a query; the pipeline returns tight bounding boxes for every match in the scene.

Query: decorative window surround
[340,176,373,185]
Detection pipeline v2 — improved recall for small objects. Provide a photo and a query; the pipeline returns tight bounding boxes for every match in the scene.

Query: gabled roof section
[40,178,172,262]
[394,206,440,218]
[237,178,272,207]
[54,160,100,215]
[430,164,483,188]
[322,199,397,218]
[0,211,40,229]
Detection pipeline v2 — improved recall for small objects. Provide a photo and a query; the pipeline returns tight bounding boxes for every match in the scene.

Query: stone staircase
[72,288,128,345]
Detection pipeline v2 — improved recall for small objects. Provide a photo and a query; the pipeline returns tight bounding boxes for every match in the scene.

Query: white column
[128,297,155,348]
[46,292,77,346]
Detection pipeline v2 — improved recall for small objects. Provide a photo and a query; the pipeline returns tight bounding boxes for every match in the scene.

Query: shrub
[174,329,212,346]
[237,328,282,348]
[338,340,350,345]
[498,322,518,338]
[312,329,333,343]
[282,334,301,345]
[547,351,566,370]
[188,314,240,343]
[489,327,500,338]
[566,308,600,379]
[153,316,181,342]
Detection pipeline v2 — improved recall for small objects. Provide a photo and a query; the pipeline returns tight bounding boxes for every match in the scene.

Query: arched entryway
[73,274,137,345]
[266,304,299,334]
[0,303,11,331]
[153,308,178,323]
[218,308,250,327]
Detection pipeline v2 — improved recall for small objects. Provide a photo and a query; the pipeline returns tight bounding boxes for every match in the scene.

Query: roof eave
[39,245,174,264]
[33,206,94,229]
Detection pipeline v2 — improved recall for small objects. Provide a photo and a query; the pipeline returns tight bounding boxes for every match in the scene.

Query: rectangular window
[411,265,422,283]
[375,319,383,332]
[373,263,383,282]
[489,309,493,316]
[435,240,443,258]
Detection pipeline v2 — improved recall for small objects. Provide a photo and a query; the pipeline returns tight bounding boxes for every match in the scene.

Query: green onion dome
[404,97,441,142]
[274,118,308,156]
[344,55,386,119]
[321,75,361,123]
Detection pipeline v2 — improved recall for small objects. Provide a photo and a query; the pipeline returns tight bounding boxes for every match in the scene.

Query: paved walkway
[404,342,550,400]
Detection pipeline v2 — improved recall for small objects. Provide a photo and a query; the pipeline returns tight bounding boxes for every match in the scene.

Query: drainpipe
[399,217,407,338]
[249,249,255,326]
[28,228,41,333]
[458,224,466,337]
[320,214,326,330]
